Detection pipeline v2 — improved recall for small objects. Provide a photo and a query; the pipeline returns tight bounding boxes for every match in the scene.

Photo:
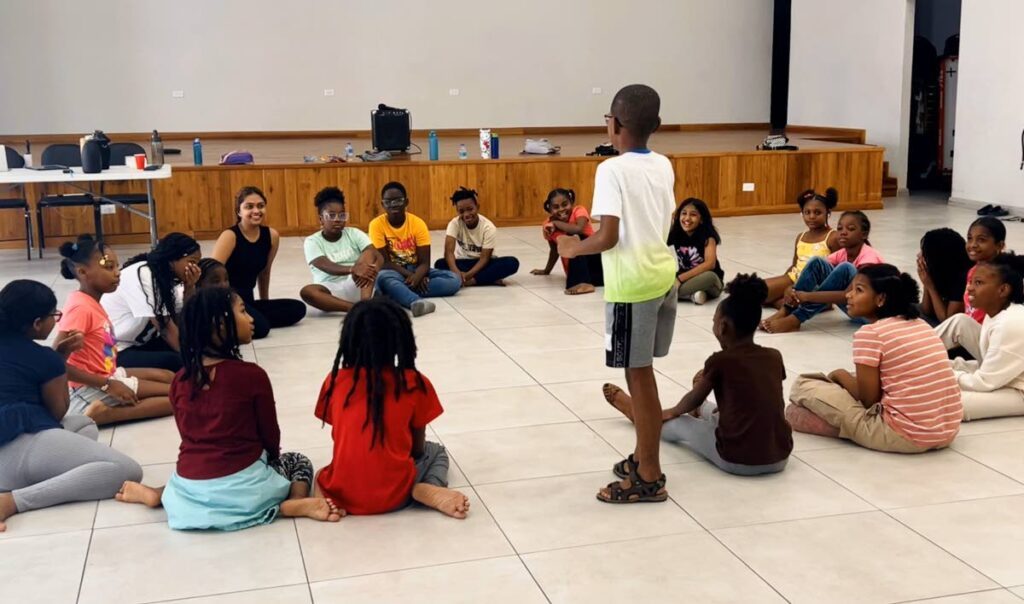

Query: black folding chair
[0,147,33,260]
[37,144,99,258]
[104,142,153,207]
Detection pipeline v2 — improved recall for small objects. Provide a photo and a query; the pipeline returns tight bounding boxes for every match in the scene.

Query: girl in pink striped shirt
[788,264,962,453]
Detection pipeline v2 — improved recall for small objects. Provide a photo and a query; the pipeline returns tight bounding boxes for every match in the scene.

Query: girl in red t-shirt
[531,188,604,295]
[315,298,470,518]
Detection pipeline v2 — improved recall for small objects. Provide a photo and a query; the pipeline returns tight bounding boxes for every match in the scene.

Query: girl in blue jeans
[762,211,883,333]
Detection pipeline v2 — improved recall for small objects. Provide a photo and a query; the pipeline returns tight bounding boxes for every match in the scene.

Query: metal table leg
[146,180,158,246]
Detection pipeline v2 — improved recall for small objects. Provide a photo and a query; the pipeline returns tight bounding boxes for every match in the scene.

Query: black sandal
[596,468,668,504]
[613,454,636,479]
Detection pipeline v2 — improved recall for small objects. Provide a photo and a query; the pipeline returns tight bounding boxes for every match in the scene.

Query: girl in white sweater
[936,252,1024,420]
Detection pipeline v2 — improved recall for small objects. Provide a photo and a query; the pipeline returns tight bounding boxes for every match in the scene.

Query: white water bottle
[458,144,468,160]
[345,142,354,160]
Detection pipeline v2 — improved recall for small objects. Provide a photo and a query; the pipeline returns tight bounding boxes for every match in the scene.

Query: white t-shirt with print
[445,215,497,260]
[303,228,372,285]
[101,263,183,349]
[590,150,677,303]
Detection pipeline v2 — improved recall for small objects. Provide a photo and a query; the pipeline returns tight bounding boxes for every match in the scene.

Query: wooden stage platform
[0,125,883,248]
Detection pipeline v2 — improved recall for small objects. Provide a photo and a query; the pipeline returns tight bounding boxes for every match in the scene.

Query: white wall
[950,0,1024,210]
[789,0,915,189]
[0,0,773,134]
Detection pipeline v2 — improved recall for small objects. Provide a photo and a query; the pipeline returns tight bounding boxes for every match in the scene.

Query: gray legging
[678,272,724,300]
[0,415,143,513]
[662,400,788,476]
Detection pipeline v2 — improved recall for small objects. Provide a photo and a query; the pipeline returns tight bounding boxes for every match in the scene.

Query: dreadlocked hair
[178,287,242,399]
[321,297,425,448]
[123,232,200,324]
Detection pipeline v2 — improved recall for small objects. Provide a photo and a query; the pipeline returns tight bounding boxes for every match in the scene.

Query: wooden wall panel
[0,147,884,248]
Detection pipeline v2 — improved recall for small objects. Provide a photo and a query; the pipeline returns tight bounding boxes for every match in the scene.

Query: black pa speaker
[371,104,411,153]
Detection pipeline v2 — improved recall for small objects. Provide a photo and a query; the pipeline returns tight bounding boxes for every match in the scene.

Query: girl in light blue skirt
[115,287,343,530]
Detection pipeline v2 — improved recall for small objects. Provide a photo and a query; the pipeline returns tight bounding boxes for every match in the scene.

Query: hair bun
[824,187,839,209]
[58,241,77,259]
[726,273,768,305]
[898,272,921,304]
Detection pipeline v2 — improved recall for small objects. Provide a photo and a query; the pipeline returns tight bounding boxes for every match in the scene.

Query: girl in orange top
[531,188,604,295]
[762,188,840,307]
[314,298,470,518]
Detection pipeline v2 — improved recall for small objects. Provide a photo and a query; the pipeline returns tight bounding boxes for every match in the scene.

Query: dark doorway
[908,0,962,192]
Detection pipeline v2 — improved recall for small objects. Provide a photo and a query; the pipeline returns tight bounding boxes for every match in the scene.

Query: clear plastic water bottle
[428,131,439,161]
[150,130,164,166]
[192,138,203,166]
[458,143,468,160]
[345,142,355,160]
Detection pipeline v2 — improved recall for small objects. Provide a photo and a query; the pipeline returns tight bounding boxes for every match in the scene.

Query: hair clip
[71,243,79,252]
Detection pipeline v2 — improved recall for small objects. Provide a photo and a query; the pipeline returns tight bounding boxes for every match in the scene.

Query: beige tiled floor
[4,194,1024,603]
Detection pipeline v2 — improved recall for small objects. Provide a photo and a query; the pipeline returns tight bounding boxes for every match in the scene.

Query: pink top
[964,265,987,324]
[58,291,118,389]
[827,244,884,268]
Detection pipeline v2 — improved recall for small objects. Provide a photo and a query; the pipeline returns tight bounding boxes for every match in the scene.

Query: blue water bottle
[192,138,203,166]
[491,133,500,159]
[428,131,439,161]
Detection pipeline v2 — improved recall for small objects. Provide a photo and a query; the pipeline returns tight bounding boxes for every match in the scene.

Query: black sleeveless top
[225,225,270,304]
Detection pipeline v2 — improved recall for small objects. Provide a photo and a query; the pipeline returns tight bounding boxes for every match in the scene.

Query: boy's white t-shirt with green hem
[590,150,678,303]
[303,228,372,285]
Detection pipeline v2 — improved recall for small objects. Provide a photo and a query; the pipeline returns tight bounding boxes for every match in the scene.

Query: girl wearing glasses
[0,279,143,532]
[211,186,308,338]
[300,187,383,313]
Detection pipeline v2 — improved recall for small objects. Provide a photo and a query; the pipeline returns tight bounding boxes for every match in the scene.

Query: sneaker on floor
[692,290,708,305]
[410,300,436,317]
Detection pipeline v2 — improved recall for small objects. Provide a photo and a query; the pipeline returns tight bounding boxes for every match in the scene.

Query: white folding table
[0,165,172,251]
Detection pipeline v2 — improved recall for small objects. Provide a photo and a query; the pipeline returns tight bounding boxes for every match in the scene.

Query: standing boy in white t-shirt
[436,186,521,286]
[300,187,382,313]
[558,84,678,503]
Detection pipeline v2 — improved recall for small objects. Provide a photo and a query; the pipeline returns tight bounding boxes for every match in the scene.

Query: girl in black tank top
[211,186,306,338]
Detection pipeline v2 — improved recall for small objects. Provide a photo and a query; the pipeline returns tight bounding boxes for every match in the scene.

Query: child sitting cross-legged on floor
[668,197,725,305]
[115,287,343,530]
[787,264,963,453]
[314,297,470,518]
[435,187,520,286]
[56,236,174,426]
[603,274,793,476]
[935,252,1024,420]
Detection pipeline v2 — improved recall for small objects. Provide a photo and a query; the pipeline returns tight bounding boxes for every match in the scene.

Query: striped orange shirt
[852,318,962,447]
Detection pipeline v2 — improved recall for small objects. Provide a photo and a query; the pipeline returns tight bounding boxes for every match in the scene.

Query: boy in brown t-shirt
[603,274,792,475]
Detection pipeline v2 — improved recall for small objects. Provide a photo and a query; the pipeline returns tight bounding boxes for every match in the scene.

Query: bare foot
[84,400,117,425]
[493,279,507,287]
[411,483,470,519]
[565,283,596,296]
[115,481,163,508]
[280,497,345,522]
[759,309,785,331]
[464,278,477,286]
[763,315,802,334]
[0,492,17,532]
[602,383,635,422]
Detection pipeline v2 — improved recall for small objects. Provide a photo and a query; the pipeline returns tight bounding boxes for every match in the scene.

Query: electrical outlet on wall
[100,204,116,215]
[323,88,335,97]
[742,183,755,192]
[591,87,602,95]
[171,90,185,98]
[448,88,460,96]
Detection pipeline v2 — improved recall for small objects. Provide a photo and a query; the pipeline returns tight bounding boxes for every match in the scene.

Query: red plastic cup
[134,154,146,169]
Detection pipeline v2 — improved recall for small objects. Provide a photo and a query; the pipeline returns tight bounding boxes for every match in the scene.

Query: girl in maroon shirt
[115,288,343,530]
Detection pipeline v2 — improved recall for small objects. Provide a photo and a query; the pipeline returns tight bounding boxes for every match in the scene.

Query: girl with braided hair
[101,232,202,372]
[314,297,470,518]
[115,287,343,530]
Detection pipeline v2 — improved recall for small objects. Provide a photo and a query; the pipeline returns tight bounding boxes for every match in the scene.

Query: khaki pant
[789,374,934,454]
[936,314,983,359]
